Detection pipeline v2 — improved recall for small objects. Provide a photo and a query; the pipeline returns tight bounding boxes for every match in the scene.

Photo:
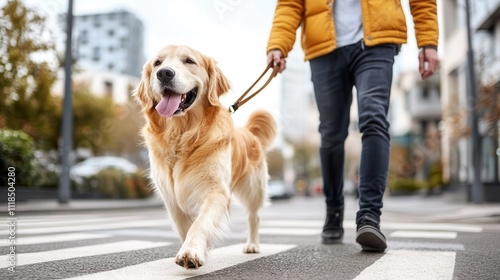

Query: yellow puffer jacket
[267,0,439,61]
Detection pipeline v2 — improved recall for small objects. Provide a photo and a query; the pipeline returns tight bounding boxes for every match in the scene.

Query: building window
[94,15,101,27]
[121,13,128,24]
[108,63,114,70]
[92,47,100,61]
[422,87,430,99]
[108,30,114,36]
[404,90,411,111]
[104,81,113,97]
[79,30,88,45]
[120,37,127,48]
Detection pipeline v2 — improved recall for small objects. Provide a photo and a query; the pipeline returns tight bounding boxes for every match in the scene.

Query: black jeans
[309,41,398,224]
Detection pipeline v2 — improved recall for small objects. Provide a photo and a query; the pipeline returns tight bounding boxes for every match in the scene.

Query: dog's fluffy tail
[245,110,277,150]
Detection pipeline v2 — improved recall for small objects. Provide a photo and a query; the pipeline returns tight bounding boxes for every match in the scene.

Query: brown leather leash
[228,62,280,114]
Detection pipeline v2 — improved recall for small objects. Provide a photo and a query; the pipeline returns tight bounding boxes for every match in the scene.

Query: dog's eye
[185,58,196,65]
[153,60,161,67]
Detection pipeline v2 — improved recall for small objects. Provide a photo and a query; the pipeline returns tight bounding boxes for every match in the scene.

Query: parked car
[267,180,294,199]
[70,156,138,184]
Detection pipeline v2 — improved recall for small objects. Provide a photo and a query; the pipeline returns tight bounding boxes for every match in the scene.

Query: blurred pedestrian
[266,0,439,252]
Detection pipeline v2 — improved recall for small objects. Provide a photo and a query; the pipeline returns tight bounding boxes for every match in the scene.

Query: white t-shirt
[334,0,364,48]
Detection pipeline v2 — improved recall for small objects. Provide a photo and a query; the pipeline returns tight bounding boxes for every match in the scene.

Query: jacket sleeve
[266,0,304,57]
[409,0,439,48]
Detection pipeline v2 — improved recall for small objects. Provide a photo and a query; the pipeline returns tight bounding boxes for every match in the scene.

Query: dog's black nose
[157,67,175,84]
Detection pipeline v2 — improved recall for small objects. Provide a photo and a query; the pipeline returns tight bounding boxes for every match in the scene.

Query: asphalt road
[1,195,499,279]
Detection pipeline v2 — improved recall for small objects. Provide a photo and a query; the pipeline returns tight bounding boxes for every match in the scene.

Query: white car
[267,180,295,199]
[70,156,138,183]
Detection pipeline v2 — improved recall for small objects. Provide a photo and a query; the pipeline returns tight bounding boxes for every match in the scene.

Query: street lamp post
[465,0,484,203]
[58,0,74,204]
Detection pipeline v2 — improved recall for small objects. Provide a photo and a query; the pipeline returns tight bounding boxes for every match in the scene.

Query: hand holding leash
[267,49,286,73]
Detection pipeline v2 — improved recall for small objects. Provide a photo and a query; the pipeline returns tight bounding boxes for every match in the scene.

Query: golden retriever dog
[135,45,277,269]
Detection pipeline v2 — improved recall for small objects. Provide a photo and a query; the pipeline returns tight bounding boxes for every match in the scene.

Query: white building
[52,69,140,105]
[279,40,318,145]
[441,0,500,201]
[59,9,145,78]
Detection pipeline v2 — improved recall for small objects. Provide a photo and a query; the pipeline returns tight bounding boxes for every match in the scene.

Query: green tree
[108,101,144,160]
[72,82,117,155]
[0,129,39,186]
[0,0,60,150]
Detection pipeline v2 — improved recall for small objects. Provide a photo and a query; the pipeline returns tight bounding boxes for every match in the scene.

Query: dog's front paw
[175,248,205,269]
[243,243,260,254]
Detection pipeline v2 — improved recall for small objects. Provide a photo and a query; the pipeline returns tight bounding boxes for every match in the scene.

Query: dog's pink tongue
[155,92,182,117]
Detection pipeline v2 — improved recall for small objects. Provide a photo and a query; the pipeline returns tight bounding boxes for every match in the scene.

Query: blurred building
[52,69,140,105]
[441,0,500,201]
[59,9,145,78]
[389,69,442,182]
[279,40,317,145]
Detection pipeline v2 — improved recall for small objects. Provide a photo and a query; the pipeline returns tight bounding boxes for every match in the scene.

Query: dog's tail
[245,110,277,150]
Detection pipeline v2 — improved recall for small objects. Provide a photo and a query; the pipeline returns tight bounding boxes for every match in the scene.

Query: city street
[1,195,500,279]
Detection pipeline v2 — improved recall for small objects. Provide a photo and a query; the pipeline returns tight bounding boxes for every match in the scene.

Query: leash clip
[229,103,239,114]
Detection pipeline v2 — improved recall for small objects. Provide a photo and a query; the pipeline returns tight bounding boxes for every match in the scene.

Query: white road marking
[99,229,180,238]
[390,231,458,239]
[379,222,482,233]
[0,233,113,247]
[66,243,296,280]
[259,227,320,236]
[388,241,465,251]
[260,220,482,233]
[16,216,150,227]
[354,250,456,280]
[260,220,324,228]
[0,240,171,269]
[0,219,170,235]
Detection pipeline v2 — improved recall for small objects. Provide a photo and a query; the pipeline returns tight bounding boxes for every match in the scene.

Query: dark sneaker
[321,208,344,244]
[356,214,387,252]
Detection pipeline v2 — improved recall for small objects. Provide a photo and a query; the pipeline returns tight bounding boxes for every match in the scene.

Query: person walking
[266,0,439,252]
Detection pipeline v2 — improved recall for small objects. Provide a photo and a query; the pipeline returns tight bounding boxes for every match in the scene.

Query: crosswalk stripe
[15,216,152,227]
[99,229,180,239]
[260,220,324,227]
[378,223,482,233]
[0,240,171,269]
[66,243,296,280]
[259,227,320,236]
[354,250,456,280]
[0,233,113,247]
[390,231,458,239]
[0,219,169,235]
[388,241,465,251]
[260,220,482,233]
[97,229,247,241]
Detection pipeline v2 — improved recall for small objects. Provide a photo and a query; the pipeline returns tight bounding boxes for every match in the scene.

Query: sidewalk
[12,196,164,214]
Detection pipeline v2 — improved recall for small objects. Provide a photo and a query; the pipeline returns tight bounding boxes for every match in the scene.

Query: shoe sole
[356,225,387,252]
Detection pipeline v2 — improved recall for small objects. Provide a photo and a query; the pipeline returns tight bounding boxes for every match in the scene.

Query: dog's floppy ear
[206,58,230,106]
[134,62,153,110]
